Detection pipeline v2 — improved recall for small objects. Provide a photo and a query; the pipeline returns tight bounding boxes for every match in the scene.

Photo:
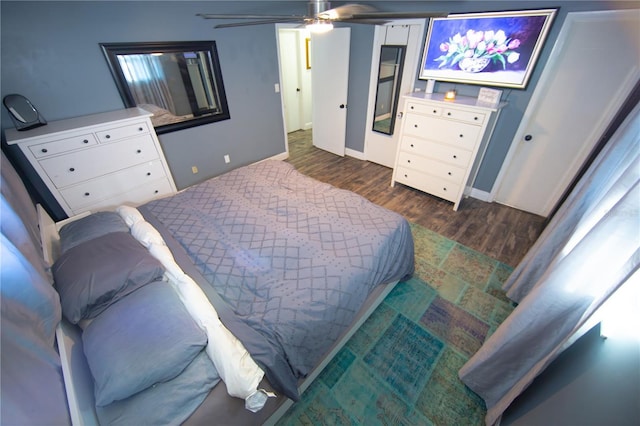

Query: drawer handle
[414,124,418,128]
[448,172,452,176]
[447,112,452,116]
[443,187,447,191]
[136,149,142,154]
[404,174,408,178]
[407,159,411,163]
[105,135,111,139]
[459,134,464,138]
[84,192,90,197]
[83,139,89,144]
[138,127,144,131]
[146,172,151,176]
[69,167,75,172]
[410,106,414,109]
[154,190,159,194]
[474,117,478,121]
[453,155,457,159]
[410,144,414,148]
[432,109,437,114]
[41,148,48,153]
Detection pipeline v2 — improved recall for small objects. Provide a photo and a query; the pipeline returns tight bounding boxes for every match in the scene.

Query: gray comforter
[141,160,414,399]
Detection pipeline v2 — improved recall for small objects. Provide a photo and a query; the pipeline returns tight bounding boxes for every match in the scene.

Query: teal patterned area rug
[276,223,516,425]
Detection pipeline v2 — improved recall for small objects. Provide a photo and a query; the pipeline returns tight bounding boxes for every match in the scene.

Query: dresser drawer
[400,135,473,168]
[395,166,460,203]
[70,178,173,216]
[95,121,150,143]
[442,108,486,125]
[60,160,167,209]
[404,114,480,151]
[39,135,159,188]
[29,134,98,158]
[406,101,442,117]
[397,151,466,184]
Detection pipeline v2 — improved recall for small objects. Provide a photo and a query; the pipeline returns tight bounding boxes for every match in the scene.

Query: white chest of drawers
[5,108,177,217]
[391,93,505,210]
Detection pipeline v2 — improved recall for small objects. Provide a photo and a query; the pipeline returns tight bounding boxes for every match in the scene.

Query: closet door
[494,10,640,216]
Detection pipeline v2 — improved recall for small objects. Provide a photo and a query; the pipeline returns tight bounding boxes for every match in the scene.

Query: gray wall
[0,1,300,208]
[1,1,632,217]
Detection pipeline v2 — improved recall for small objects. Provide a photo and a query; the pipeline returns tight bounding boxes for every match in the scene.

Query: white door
[365,21,425,168]
[494,10,640,217]
[278,30,302,133]
[311,28,350,156]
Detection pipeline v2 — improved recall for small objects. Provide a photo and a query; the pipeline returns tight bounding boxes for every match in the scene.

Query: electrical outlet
[191,166,198,174]
[224,154,230,164]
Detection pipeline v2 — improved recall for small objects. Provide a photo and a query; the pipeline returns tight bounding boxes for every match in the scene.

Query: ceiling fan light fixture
[306,19,333,33]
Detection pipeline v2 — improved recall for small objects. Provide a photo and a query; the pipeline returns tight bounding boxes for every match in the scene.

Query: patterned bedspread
[141,160,414,395]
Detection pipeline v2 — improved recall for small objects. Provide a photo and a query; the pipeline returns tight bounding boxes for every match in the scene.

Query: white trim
[276,23,300,158]
[346,148,365,160]
[363,25,385,160]
[467,187,492,203]
[264,151,289,162]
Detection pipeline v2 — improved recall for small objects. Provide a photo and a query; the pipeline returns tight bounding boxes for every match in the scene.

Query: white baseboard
[267,152,289,161]
[346,148,365,160]
[467,187,492,202]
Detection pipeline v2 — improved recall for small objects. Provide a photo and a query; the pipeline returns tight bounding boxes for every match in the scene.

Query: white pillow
[131,221,165,248]
[116,205,144,227]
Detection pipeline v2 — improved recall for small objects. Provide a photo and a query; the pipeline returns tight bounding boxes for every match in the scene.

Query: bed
[139,103,195,127]
[1,155,414,425]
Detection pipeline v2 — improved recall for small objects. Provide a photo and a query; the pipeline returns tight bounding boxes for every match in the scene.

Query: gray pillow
[58,211,129,254]
[82,281,208,406]
[52,232,164,323]
[95,350,220,425]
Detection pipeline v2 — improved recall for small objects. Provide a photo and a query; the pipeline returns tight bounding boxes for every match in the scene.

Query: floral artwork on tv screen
[419,9,557,89]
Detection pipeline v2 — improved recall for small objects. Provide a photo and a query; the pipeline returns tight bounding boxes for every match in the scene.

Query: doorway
[277,27,312,134]
[277,25,351,158]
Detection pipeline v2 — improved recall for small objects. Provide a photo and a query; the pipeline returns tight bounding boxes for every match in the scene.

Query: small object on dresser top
[444,90,457,101]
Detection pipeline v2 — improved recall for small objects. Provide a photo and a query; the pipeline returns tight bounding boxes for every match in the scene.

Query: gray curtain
[459,102,640,425]
[117,54,176,113]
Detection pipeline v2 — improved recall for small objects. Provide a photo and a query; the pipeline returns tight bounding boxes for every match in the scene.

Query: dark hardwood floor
[285,129,546,267]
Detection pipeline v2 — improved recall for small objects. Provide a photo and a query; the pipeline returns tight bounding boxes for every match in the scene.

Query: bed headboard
[0,152,71,425]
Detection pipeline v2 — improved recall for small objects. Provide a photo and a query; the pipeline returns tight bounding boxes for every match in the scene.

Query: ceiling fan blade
[198,13,306,20]
[350,11,449,19]
[317,4,376,20]
[335,18,391,25]
[214,18,305,29]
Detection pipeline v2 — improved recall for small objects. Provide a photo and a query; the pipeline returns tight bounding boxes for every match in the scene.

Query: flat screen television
[419,9,557,89]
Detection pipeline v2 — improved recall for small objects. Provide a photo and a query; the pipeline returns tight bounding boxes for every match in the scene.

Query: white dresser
[5,108,177,217]
[391,93,505,210]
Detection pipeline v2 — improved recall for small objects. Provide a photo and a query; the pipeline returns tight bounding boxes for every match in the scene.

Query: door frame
[491,10,640,214]
[278,29,303,133]
[276,23,313,157]
[364,19,426,164]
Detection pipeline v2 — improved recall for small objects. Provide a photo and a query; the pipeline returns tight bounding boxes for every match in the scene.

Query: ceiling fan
[197,1,448,30]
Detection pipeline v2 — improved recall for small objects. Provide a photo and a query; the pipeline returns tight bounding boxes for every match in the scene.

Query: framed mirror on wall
[101,41,230,134]
[372,45,406,135]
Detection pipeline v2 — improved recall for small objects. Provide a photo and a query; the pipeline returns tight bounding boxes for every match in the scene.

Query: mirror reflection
[3,94,47,131]
[372,45,406,135]
[101,41,230,134]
